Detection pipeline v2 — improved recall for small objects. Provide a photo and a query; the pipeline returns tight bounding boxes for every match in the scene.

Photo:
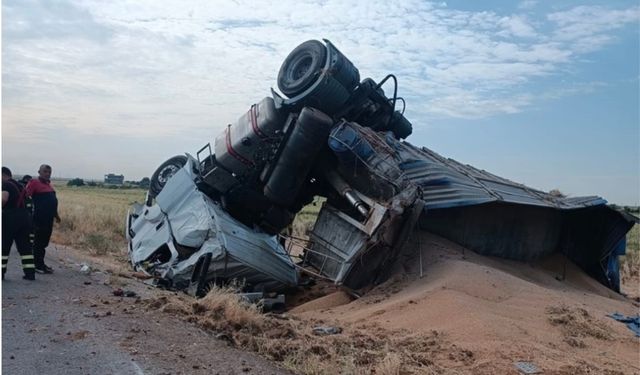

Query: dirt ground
[292,232,640,374]
[5,231,638,374]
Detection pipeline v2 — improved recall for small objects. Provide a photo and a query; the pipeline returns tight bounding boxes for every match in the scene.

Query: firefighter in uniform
[26,164,60,274]
[2,167,36,280]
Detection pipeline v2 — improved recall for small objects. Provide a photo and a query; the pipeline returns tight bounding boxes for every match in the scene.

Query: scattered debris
[215,333,234,345]
[131,272,153,280]
[515,361,541,374]
[82,311,112,318]
[67,330,90,341]
[239,292,285,313]
[607,312,640,337]
[80,264,91,275]
[312,326,342,335]
[113,289,137,298]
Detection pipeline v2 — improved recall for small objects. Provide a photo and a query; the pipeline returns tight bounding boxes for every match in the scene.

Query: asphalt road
[2,245,292,375]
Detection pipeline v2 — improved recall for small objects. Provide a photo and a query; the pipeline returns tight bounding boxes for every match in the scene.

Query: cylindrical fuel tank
[214,97,284,175]
[264,107,334,207]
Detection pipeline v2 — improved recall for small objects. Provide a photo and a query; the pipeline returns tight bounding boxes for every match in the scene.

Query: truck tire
[149,155,187,197]
[277,40,327,97]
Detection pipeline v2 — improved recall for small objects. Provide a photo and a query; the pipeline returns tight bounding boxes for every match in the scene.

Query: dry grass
[193,285,264,331]
[376,353,403,375]
[145,287,471,375]
[546,304,612,348]
[51,182,145,257]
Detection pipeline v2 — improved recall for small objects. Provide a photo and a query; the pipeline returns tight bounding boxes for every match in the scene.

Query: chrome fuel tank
[214,97,284,176]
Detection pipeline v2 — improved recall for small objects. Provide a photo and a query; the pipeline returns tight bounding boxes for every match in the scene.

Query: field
[52,183,145,258]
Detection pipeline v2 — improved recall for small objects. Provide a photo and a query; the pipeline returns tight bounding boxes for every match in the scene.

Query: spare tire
[277,40,327,97]
[149,155,187,198]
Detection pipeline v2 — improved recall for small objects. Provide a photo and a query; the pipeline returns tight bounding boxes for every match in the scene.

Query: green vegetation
[291,197,323,238]
[67,178,86,187]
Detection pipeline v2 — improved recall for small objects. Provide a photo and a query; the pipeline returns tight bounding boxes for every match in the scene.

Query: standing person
[2,167,36,280]
[25,164,60,274]
[19,174,32,188]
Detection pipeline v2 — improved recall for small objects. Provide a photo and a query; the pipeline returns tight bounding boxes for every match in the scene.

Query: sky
[2,0,639,205]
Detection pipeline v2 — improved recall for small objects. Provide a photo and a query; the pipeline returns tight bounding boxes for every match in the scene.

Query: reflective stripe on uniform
[2,256,9,260]
[21,254,35,269]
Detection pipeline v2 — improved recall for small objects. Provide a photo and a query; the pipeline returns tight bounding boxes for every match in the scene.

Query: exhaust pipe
[322,167,369,218]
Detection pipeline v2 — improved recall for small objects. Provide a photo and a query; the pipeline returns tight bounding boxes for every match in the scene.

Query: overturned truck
[126,39,637,298]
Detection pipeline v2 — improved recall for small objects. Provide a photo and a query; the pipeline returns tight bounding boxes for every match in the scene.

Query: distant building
[104,173,124,185]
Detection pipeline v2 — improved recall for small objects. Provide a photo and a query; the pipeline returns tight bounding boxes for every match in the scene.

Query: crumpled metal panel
[209,202,299,287]
[397,142,609,210]
[129,156,298,291]
[307,204,369,282]
[156,164,213,248]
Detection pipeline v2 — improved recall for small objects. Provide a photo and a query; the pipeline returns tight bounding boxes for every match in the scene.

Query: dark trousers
[2,210,35,276]
[33,219,54,268]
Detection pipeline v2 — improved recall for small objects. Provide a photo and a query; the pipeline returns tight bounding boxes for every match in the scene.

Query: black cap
[2,167,12,177]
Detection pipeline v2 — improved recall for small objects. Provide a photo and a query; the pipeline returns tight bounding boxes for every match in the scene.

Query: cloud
[497,15,537,38]
[518,1,538,10]
[2,0,112,42]
[2,0,639,143]
[548,5,640,52]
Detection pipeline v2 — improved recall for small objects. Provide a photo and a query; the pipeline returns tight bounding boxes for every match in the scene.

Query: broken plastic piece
[312,326,342,335]
[514,361,541,374]
[80,264,91,274]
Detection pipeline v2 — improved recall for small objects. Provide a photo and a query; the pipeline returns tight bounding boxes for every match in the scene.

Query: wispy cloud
[518,1,538,11]
[548,5,640,52]
[2,0,638,181]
